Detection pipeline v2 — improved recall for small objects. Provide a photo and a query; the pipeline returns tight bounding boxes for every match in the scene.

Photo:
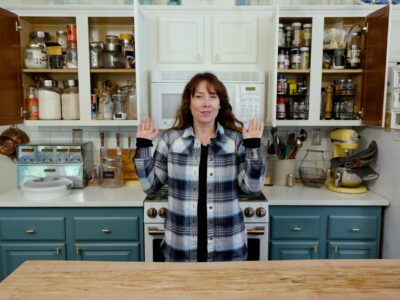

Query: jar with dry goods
[300,47,310,69]
[291,22,302,47]
[103,43,125,69]
[99,157,123,188]
[291,48,301,69]
[302,24,312,47]
[61,80,79,120]
[24,31,50,69]
[89,42,103,69]
[38,80,61,120]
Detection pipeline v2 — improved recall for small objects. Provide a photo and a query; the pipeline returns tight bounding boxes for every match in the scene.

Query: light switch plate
[312,128,322,145]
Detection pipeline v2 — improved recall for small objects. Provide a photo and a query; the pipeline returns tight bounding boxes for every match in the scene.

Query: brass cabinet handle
[247,226,265,235]
[56,248,61,255]
[333,245,338,253]
[25,229,35,234]
[313,245,317,253]
[293,227,302,231]
[351,227,360,232]
[148,227,165,235]
[101,228,111,233]
[76,247,81,255]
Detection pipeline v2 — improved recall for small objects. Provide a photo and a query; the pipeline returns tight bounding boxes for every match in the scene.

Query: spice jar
[103,43,125,69]
[25,86,39,120]
[38,80,61,120]
[66,41,78,68]
[302,24,312,47]
[90,41,103,69]
[290,48,301,69]
[24,31,50,69]
[285,26,292,48]
[99,157,123,188]
[278,49,285,69]
[277,74,287,95]
[277,97,286,120]
[300,47,310,69]
[291,22,302,47]
[61,80,79,120]
[278,23,285,47]
[120,33,135,69]
[113,88,128,120]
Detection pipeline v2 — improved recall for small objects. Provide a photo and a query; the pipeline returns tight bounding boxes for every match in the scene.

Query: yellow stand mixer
[325,129,367,194]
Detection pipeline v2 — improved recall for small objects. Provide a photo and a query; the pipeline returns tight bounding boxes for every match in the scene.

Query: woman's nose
[203,96,211,106]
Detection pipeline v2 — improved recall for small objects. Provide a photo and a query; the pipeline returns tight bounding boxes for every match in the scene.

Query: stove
[144,186,269,262]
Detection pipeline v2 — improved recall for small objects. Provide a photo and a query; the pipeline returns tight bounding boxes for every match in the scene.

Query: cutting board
[106,148,137,181]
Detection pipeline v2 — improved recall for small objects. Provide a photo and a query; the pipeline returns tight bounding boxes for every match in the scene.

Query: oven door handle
[148,227,165,235]
[247,226,265,235]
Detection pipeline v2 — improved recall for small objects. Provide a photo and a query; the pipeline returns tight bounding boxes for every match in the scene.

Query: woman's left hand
[242,118,264,139]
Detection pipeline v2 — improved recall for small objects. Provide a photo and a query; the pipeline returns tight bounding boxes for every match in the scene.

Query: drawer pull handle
[351,227,360,232]
[293,227,302,231]
[76,247,81,255]
[247,226,265,235]
[148,227,165,235]
[101,229,111,233]
[25,229,35,234]
[56,248,61,255]
[333,245,338,253]
[313,245,317,253]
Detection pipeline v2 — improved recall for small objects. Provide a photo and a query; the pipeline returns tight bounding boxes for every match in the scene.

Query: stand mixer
[325,129,367,194]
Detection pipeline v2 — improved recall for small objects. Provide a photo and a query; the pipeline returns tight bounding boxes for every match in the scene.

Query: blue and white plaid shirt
[134,123,265,262]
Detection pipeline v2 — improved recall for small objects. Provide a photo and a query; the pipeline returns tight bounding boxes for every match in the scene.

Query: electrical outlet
[312,128,322,145]
[394,129,400,142]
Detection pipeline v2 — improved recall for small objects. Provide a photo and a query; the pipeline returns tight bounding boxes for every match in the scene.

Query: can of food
[91,94,97,120]
[67,24,77,42]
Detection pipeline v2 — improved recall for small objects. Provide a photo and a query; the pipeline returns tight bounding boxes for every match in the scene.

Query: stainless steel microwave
[150,70,266,129]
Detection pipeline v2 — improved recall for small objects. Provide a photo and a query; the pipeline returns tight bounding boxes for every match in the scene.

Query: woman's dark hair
[171,72,243,132]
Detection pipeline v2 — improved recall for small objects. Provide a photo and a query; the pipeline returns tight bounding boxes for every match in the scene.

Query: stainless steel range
[144,186,269,262]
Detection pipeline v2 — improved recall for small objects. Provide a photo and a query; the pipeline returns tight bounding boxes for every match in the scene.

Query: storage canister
[300,47,310,69]
[99,157,123,188]
[24,31,50,69]
[89,41,103,69]
[120,33,135,69]
[290,48,300,69]
[302,24,312,47]
[61,80,80,120]
[291,22,302,47]
[38,80,61,120]
[103,43,125,69]
[66,41,78,68]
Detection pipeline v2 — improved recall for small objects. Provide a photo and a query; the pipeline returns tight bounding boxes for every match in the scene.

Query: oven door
[246,223,268,261]
[144,223,165,262]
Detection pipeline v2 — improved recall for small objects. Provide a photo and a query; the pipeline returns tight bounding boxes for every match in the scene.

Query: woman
[133,72,265,262]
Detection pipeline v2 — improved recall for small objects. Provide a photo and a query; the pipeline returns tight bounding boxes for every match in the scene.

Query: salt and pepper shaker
[287,173,294,187]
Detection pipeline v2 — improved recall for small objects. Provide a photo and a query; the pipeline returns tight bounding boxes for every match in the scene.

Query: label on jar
[278,53,285,69]
[103,171,115,179]
[348,49,361,63]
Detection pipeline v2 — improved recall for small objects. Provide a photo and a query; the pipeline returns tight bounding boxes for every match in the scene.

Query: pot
[0,136,16,156]
[0,126,30,156]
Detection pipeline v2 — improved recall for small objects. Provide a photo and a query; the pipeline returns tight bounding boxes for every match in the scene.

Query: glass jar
[278,49,285,69]
[300,47,310,69]
[56,31,68,52]
[285,26,292,48]
[24,31,50,69]
[90,41,103,69]
[120,33,135,69]
[61,80,79,120]
[66,41,78,68]
[333,49,345,69]
[38,80,61,120]
[346,79,354,96]
[290,48,301,69]
[339,79,347,95]
[347,32,362,69]
[278,24,285,47]
[105,35,120,44]
[103,43,125,69]
[340,98,354,120]
[291,22,302,47]
[121,81,137,120]
[99,157,124,188]
[112,89,128,120]
[25,86,39,120]
[302,23,312,47]
[284,50,290,69]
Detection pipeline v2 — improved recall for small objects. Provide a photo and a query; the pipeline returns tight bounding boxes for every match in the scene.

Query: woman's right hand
[136,118,159,141]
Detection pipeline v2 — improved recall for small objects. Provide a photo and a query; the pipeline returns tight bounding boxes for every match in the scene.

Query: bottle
[302,24,312,47]
[103,92,113,120]
[25,86,39,120]
[66,41,78,68]
[277,97,286,119]
[290,48,301,69]
[287,173,294,187]
[347,32,362,69]
[120,33,135,69]
[300,47,310,70]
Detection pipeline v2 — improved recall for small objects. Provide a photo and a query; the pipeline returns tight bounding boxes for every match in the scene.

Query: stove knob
[244,207,255,218]
[256,207,266,218]
[147,208,157,218]
[158,207,168,218]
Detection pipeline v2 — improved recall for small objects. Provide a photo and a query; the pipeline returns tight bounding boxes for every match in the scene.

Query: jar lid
[63,80,79,88]
[104,43,122,51]
[29,31,50,41]
[106,35,120,42]
[290,48,300,52]
[291,22,302,27]
[279,23,284,28]
[40,80,58,88]
[277,98,285,103]
[120,33,133,40]
[303,24,312,29]
[347,79,353,82]
[103,157,121,163]
[26,98,38,102]
[285,26,292,30]
[56,30,66,35]
[300,47,309,51]
[90,41,103,48]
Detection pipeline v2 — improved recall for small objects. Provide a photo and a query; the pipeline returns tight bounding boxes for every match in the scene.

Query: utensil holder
[271,159,297,186]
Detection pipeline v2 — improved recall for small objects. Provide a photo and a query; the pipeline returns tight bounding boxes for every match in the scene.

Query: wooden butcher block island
[1,260,400,299]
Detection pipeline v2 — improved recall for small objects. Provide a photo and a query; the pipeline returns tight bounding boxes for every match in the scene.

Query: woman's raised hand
[136,118,159,141]
[242,118,264,139]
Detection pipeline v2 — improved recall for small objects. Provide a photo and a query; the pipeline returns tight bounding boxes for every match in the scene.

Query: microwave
[151,70,265,129]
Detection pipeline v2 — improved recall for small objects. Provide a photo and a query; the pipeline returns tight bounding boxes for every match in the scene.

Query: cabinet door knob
[25,229,35,234]
[351,227,360,232]
[56,248,61,255]
[293,227,302,231]
[101,228,111,233]
[76,247,81,255]
[333,245,338,253]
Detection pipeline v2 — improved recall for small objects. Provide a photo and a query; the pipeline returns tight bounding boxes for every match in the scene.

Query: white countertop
[0,184,390,207]
[263,185,390,206]
[0,186,146,207]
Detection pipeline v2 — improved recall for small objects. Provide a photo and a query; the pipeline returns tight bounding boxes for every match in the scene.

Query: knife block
[105,148,138,181]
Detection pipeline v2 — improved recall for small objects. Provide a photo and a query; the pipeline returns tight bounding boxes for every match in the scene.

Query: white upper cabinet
[158,16,204,64]
[211,16,258,64]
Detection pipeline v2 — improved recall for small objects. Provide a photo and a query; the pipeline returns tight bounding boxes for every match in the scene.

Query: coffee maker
[325,129,368,194]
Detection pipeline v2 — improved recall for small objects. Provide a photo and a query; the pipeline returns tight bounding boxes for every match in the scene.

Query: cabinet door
[270,241,320,260]
[327,242,377,259]
[0,243,66,280]
[158,16,204,64]
[212,16,258,64]
[0,8,24,126]
[73,242,140,262]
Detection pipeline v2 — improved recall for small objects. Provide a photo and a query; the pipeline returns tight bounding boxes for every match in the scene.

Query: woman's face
[190,80,221,127]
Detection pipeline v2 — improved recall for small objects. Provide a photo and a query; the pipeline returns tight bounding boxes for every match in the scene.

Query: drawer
[72,217,139,241]
[271,216,320,239]
[0,218,65,241]
[328,216,378,240]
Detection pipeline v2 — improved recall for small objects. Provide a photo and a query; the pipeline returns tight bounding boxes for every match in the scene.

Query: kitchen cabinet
[0,207,143,281]
[269,206,382,260]
[268,5,392,127]
[0,5,148,127]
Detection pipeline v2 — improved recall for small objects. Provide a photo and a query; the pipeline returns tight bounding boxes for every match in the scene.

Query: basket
[299,149,327,188]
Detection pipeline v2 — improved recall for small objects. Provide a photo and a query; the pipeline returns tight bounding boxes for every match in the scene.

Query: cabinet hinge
[16,21,22,32]
[363,24,368,33]
[21,107,27,117]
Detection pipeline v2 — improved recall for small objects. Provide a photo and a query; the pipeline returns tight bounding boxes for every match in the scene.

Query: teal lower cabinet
[269,206,382,260]
[0,207,144,281]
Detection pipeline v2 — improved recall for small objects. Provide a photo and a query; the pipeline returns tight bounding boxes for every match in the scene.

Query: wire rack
[299,149,327,188]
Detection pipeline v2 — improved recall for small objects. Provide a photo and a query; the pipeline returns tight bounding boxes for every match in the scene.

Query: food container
[61,80,79,120]
[24,31,50,69]
[99,157,124,188]
[21,176,73,201]
[38,80,61,120]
